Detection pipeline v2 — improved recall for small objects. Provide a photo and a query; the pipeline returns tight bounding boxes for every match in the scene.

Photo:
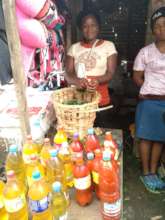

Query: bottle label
[74,175,91,190]
[4,194,26,213]
[23,153,38,164]
[53,212,68,220]
[29,196,50,213]
[92,171,99,184]
[103,199,121,216]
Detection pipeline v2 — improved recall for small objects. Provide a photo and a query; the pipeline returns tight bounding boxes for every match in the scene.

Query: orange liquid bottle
[86,152,94,172]
[104,131,119,160]
[70,133,83,162]
[85,128,100,153]
[99,151,121,220]
[92,149,102,199]
[73,157,92,206]
[86,152,95,191]
[3,171,28,220]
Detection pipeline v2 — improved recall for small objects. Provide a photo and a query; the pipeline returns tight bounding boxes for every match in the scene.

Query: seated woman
[65,10,117,127]
[133,7,165,193]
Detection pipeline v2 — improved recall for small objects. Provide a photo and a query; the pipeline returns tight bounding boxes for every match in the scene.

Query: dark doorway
[83,0,149,62]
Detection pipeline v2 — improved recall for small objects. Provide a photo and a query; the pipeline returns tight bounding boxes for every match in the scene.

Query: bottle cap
[9,145,18,153]
[103,151,111,161]
[88,128,94,135]
[50,149,58,157]
[73,133,79,139]
[87,152,94,160]
[52,181,61,192]
[32,171,41,180]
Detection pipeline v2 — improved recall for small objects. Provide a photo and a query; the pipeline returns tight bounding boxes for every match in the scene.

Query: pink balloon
[16,0,47,18]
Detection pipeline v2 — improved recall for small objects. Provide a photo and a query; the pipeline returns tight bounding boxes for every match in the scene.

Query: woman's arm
[65,55,88,88]
[133,70,144,87]
[97,53,117,84]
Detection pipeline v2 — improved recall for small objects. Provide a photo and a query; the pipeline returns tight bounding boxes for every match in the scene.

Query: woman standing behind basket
[65,10,117,127]
[133,7,165,193]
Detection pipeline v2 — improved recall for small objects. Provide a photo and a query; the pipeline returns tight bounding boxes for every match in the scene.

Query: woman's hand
[86,78,99,91]
[75,78,88,89]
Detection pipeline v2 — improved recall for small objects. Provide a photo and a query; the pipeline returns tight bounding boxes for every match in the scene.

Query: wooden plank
[2,0,30,142]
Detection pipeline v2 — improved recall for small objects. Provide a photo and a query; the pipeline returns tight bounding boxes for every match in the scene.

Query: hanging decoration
[16,0,70,90]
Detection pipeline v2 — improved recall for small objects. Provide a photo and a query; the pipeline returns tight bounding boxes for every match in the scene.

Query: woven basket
[52,87,100,138]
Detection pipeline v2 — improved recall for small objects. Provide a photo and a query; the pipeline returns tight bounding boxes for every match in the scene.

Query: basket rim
[52,87,100,108]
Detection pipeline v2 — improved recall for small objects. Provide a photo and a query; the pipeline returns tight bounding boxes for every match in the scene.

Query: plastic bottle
[6,145,26,187]
[85,128,100,153]
[40,138,53,167]
[51,181,68,220]
[104,131,119,160]
[0,180,8,220]
[45,150,69,207]
[22,135,38,165]
[54,127,67,149]
[70,133,83,162]
[3,171,28,220]
[99,151,121,220]
[86,152,94,172]
[26,155,45,187]
[73,157,92,206]
[92,149,102,199]
[28,171,52,220]
[58,142,73,187]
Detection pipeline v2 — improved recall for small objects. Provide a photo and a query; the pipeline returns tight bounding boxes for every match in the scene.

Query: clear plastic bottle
[26,155,45,187]
[70,133,83,162]
[0,180,8,220]
[45,150,70,207]
[99,151,121,220]
[28,171,52,220]
[40,138,53,167]
[85,128,100,153]
[54,127,67,150]
[3,171,28,220]
[73,157,92,206]
[22,135,38,165]
[6,145,26,188]
[58,142,73,187]
[51,181,68,220]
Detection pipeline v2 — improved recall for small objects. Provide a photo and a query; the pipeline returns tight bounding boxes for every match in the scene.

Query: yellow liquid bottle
[6,145,26,190]
[3,171,28,220]
[46,150,70,207]
[40,138,53,167]
[23,135,38,165]
[54,127,67,149]
[26,155,45,187]
[28,171,53,220]
[51,181,68,220]
[58,142,73,187]
[0,180,8,220]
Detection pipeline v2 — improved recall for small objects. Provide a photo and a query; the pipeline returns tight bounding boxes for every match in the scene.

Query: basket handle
[85,105,113,113]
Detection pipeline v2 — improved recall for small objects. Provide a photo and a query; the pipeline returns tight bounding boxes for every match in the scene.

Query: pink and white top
[133,43,165,95]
